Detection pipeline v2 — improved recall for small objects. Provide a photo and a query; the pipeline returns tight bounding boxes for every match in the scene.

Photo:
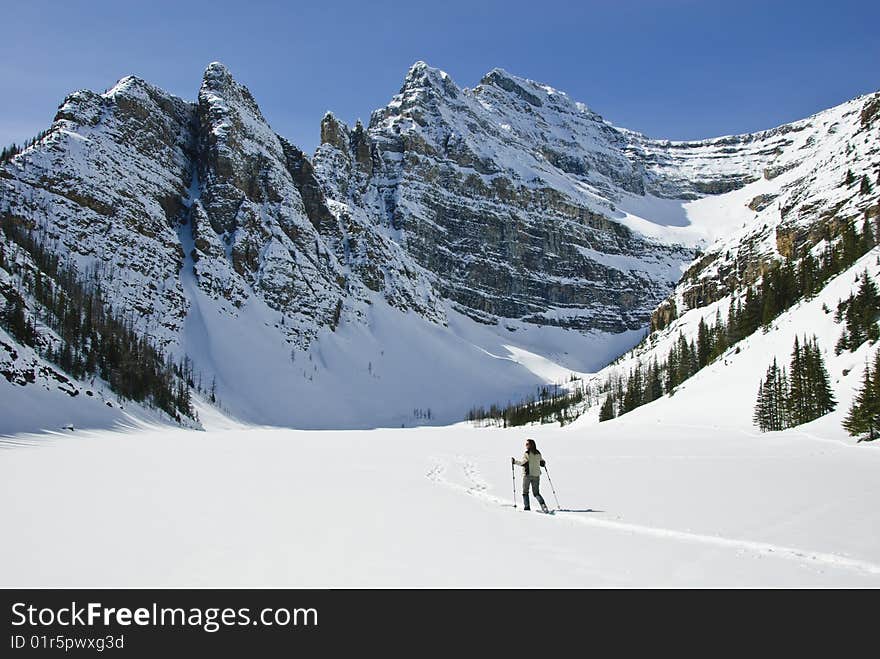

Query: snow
[574,242,685,281]
[174,279,640,429]
[0,375,142,437]
[1,417,878,587]
[583,248,880,435]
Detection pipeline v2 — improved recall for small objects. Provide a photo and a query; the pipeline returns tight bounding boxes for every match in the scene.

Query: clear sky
[1,0,878,153]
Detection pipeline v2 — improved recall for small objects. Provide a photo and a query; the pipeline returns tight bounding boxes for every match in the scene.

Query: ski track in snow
[426,457,880,577]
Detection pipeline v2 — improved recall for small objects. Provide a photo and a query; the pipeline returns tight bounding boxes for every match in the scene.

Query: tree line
[1,130,49,164]
[1,214,194,421]
[467,382,590,427]
[600,216,878,422]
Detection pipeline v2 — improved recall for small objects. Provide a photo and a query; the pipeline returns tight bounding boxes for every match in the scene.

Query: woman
[512,439,549,512]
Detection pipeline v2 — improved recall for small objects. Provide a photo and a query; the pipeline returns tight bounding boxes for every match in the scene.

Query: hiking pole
[543,465,561,511]
[511,458,517,508]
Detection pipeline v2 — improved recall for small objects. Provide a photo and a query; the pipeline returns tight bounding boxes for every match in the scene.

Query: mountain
[497,89,880,432]
[1,61,877,433]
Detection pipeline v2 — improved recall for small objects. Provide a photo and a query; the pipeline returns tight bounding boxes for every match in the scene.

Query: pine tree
[675,332,692,386]
[665,339,680,391]
[599,394,616,422]
[860,174,873,195]
[797,250,818,298]
[741,286,761,337]
[761,273,778,327]
[710,308,728,359]
[646,358,664,403]
[838,272,880,352]
[621,365,643,414]
[806,336,837,419]
[726,297,741,345]
[779,335,837,428]
[778,366,791,429]
[840,221,860,267]
[788,336,808,425]
[754,380,766,430]
[843,352,879,441]
[696,317,711,367]
[755,357,789,431]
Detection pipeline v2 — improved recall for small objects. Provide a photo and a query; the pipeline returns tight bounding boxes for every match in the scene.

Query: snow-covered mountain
[1,61,877,433]
[556,92,880,432]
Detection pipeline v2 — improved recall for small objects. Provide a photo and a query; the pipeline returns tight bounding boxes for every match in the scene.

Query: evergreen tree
[797,250,818,298]
[779,367,792,428]
[710,308,728,359]
[783,335,836,427]
[753,380,766,430]
[805,336,837,419]
[836,271,880,353]
[726,297,741,345]
[755,358,788,431]
[665,338,680,391]
[599,394,616,422]
[696,317,711,367]
[621,365,643,414]
[645,358,664,403]
[788,336,808,425]
[740,286,761,337]
[860,174,873,195]
[843,352,880,441]
[840,221,860,267]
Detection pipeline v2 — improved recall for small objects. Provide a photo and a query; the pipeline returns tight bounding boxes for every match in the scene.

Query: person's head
[525,438,538,454]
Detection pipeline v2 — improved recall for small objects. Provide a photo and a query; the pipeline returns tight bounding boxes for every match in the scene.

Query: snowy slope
[1,420,878,587]
[0,323,171,436]
[574,247,880,437]
[177,281,644,428]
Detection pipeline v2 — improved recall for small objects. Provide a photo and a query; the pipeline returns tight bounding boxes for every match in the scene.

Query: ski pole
[543,465,561,510]
[511,458,517,508]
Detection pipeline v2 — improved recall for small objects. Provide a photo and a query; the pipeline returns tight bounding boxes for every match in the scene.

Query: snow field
[2,417,878,587]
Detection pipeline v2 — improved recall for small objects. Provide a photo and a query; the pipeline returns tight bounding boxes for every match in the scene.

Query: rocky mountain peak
[399,60,459,100]
[478,68,545,108]
[320,111,351,153]
[199,61,264,123]
[105,74,153,97]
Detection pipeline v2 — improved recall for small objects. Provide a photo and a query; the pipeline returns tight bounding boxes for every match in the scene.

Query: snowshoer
[512,439,549,512]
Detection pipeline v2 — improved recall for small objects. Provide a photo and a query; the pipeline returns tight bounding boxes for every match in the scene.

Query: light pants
[522,474,546,509]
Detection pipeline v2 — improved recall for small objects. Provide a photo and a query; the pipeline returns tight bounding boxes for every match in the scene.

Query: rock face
[189,62,349,340]
[314,64,678,331]
[655,90,880,315]
[0,63,442,352]
[0,76,195,344]
[314,62,832,332]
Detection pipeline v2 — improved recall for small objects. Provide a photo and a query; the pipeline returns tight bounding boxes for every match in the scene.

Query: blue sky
[1,0,878,153]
